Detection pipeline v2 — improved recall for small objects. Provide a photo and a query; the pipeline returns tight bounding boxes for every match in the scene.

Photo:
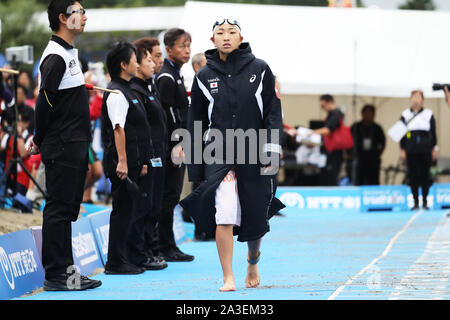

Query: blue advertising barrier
[405,187,436,209]
[88,210,111,266]
[432,183,450,209]
[174,205,189,244]
[361,185,410,212]
[30,227,42,263]
[80,204,112,218]
[0,230,45,300]
[87,205,190,264]
[1,203,191,299]
[277,184,450,213]
[71,218,103,276]
[276,187,361,213]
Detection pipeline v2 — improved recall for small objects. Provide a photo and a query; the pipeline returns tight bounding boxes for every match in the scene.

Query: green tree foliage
[398,0,436,10]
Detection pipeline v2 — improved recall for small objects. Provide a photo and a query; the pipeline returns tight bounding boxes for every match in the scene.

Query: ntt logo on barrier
[0,246,39,290]
[363,192,406,206]
[279,192,360,210]
[95,225,109,255]
[279,192,306,209]
[72,232,99,267]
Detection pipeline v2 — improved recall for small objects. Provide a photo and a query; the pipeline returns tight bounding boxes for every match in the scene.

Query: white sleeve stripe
[255,70,266,119]
[169,107,177,123]
[7,98,15,108]
[157,73,175,82]
[195,77,215,140]
[263,143,282,154]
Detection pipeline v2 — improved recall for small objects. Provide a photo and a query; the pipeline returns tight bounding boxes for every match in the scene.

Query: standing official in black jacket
[400,90,438,211]
[180,20,285,292]
[130,38,168,270]
[156,28,194,262]
[351,104,386,185]
[29,0,101,291]
[102,42,154,274]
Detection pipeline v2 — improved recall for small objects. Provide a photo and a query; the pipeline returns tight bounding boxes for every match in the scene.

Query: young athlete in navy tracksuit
[180,20,285,292]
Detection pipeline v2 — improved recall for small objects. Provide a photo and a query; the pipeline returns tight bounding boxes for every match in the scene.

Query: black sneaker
[140,257,168,270]
[411,205,420,211]
[104,263,146,275]
[44,274,102,291]
[81,275,102,290]
[423,205,431,211]
[155,255,167,264]
[162,248,194,262]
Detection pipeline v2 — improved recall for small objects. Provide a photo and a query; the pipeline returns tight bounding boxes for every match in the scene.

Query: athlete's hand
[171,145,185,166]
[116,160,128,180]
[263,165,279,176]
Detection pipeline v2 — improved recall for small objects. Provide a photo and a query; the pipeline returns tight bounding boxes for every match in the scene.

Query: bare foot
[220,276,236,292]
[245,263,260,288]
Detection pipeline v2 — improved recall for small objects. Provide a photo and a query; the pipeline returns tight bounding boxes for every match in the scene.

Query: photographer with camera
[432,83,450,107]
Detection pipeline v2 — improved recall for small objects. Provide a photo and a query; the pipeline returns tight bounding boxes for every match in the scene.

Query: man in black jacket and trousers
[29,0,101,291]
[351,104,386,185]
[155,28,194,262]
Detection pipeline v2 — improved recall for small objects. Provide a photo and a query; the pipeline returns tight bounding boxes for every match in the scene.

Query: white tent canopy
[35,6,184,32]
[180,1,450,98]
[34,1,450,98]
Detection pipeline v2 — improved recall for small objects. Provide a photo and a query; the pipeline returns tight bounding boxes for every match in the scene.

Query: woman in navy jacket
[180,20,284,292]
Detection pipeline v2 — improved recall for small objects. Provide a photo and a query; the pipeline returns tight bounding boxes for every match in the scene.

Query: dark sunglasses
[212,19,241,32]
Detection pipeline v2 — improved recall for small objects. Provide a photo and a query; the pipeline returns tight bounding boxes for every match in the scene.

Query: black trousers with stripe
[41,142,88,280]
[157,160,185,253]
[406,152,432,205]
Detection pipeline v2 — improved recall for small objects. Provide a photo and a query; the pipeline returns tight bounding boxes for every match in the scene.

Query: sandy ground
[0,199,110,236]
[0,208,43,235]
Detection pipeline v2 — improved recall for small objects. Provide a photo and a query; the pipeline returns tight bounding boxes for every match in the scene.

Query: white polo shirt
[106,90,129,129]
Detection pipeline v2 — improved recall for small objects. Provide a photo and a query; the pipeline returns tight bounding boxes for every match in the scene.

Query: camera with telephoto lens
[432,83,450,91]
[5,45,34,64]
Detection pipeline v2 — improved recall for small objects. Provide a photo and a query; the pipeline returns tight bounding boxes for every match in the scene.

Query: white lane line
[389,215,450,300]
[328,210,423,300]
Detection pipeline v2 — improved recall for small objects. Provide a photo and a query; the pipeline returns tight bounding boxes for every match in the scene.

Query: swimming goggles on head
[212,19,241,32]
